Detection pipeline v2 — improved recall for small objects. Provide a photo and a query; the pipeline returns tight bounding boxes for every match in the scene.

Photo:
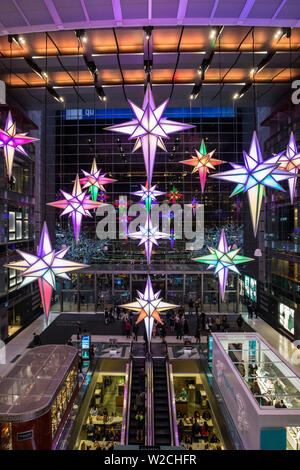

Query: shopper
[161,322,167,342]
[33,332,41,347]
[183,319,189,335]
[135,391,145,412]
[104,308,109,325]
[200,311,206,330]
[195,327,201,344]
[125,320,131,338]
[176,317,183,340]
[135,410,144,442]
[215,316,221,331]
[192,419,201,442]
[236,314,244,331]
[133,323,139,341]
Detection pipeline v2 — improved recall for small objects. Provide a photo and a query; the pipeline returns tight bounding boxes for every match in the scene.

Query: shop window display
[51,363,78,438]
[221,338,300,409]
[279,303,295,335]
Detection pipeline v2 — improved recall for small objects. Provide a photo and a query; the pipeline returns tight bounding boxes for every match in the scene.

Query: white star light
[120,276,178,341]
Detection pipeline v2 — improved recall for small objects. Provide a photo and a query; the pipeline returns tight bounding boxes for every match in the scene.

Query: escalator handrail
[146,358,154,446]
[121,361,131,445]
[168,362,179,447]
[124,343,134,444]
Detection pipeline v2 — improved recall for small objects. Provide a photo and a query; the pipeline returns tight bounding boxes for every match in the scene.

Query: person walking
[125,319,131,338]
[133,323,139,341]
[161,322,167,343]
[200,311,206,331]
[183,318,189,335]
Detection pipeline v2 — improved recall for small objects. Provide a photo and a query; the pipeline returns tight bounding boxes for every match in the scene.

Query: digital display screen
[279,303,295,335]
[244,275,257,302]
[81,335,90,350]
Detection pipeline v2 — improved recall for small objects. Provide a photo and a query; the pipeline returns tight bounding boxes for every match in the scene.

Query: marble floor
[1,310,300,378]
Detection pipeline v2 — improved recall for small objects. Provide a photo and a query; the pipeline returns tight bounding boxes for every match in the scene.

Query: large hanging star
[0,111,39,180]
[132,182,165,212]
[193,229,253,300]
[210,131,296,237]
[180,140,225,192]
[128,214,169,263]
[79,158,117,201]
[277,132,300,204]
[105,84,194,184]
[120,276,178,341]
[167,185,182,204]
[4,222,88,321]
[47,175,105,243]
[187,196,200,216]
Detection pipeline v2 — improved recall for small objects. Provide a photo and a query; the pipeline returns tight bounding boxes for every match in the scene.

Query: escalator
[126,343,147,445]
[153,358,172,445]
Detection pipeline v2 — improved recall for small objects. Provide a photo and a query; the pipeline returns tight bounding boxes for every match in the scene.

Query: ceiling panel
[84,0,114,20]
[185,0,215,18]
[0,2,27,28]
[17,0,54,25]
[214,0,247,19]
[120,0,148,20]
[52,0,86,23]
[152,0,180,18]
[247,0,283,19]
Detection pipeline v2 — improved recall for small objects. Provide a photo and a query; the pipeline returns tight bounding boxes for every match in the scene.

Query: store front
[173,373,223,450]
[75,370,126,451]
[0,345,78,450]
[212,332,300,450]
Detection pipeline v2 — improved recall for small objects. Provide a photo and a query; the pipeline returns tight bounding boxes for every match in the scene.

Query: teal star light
[193,229,253,300]
[210,131,296,236]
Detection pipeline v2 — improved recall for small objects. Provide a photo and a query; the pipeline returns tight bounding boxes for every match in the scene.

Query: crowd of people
[104,303,247,343]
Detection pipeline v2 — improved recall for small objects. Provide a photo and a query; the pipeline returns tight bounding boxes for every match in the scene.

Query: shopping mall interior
[1,0,300,455]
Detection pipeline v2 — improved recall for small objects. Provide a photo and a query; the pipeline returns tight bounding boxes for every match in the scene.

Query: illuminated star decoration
[105,84,194,185]
[128,215,169,263]
[79,158,117,201]
[193,229,253,300]
[0,111,39,180]
[47,175,105,243]
[98,190,109,202]
[4,222,88,321]
[180,140,225,192]
[120,275,179,341]
[169,228,179,249]
[210,131,296,237]
[277,132,300,204]
[167,185,182,204]
[132,182,165,212]
[187,196,200,216]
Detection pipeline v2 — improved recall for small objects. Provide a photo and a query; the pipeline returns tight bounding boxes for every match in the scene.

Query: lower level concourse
[1,5,300,458]
[1,308,300,451]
